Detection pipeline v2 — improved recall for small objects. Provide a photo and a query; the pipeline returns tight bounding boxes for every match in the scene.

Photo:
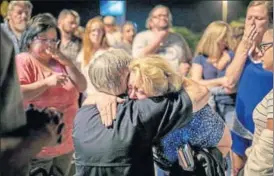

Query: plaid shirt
[59,37,82,69]
[1,20,22,54]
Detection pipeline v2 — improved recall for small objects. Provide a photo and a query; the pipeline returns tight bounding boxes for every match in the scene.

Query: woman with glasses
[16,13,87,176]
[238,28,273,176]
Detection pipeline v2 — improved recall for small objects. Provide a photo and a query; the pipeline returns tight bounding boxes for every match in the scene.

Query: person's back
[133,30,188,71]
[74,104,154,175]
[72,49,200,176]
[73,90,193,176]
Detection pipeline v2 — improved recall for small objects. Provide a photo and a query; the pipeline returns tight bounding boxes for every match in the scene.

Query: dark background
[29,0,251,32]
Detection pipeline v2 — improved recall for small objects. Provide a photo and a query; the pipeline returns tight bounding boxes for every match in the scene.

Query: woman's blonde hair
[195,21,236,63]
[129,55,182,96]
[83,17,108,66]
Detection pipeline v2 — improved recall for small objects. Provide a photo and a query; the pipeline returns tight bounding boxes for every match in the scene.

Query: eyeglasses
[259,42,273,52]
[152,14,168,19]
[34,36,60,45]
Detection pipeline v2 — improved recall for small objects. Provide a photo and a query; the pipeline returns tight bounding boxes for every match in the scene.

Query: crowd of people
[0,1,273,176]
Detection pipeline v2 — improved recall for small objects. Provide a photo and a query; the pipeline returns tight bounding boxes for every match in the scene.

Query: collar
[248,53,262,64]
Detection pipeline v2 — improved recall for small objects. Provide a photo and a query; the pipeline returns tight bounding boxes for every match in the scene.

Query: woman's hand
[241,24,258,52]
[84,92,125,127]
[44,73,69,87]
[183,78,210,112]
[46,46,74,67]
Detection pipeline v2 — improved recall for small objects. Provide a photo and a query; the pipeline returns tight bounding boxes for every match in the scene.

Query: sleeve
[160,105,225,162]
[132,32,148,58]
[15,55,35,84]
[136,89,193,142]
[226,50,235,64]
[192,55,204,65]
[244,129,273,176]
[266,91,273,119]
[228,50,235,59]
[188,105,225,147]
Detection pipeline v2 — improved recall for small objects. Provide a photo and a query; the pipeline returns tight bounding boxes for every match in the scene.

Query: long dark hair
[20,13,61,52]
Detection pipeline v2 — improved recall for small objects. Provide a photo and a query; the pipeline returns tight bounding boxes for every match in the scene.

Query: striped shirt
[252,89,273,146]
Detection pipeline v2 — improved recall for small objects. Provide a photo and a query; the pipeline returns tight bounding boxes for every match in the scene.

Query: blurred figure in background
[114,21,136,55]
[16,13,86,176]
[76,17,109,95]
[1,0,33,54]
[73,26,85,40]
[103,16,122,47]
[232,25,245,48]
[132,5,192,77]
[191,21,237,121]
[58,9,82,70]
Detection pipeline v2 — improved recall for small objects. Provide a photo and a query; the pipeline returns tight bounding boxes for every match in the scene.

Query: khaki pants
[31,152,73,176]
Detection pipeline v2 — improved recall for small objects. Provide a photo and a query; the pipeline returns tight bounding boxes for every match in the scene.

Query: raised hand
[46,46,73,67]
[242,24,258,52]
[155,29,169,42]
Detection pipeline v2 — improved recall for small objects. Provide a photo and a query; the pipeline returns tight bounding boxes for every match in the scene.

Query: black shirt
[73,90,192,176]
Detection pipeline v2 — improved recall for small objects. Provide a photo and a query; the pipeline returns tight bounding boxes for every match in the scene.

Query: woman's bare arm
[191,64,225,88]
[183,78,210,112]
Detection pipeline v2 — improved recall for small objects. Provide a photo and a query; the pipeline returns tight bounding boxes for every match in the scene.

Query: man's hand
[83,93,125,127]
[154,30,169,44]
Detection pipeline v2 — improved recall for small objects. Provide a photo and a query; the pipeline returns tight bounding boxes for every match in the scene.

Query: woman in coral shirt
[16,13,86,175]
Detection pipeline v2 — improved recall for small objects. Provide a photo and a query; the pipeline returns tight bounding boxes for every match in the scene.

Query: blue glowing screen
[100,1,126,16]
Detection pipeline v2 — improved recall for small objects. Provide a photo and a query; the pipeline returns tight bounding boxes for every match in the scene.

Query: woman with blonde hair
[76,16,109,94]
[91,55,231,175]
[191,21,237,120]
[127,56,231,175]
[191,21,237,176]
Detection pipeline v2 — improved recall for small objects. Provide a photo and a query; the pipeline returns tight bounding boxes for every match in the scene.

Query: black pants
[30,152,73,176]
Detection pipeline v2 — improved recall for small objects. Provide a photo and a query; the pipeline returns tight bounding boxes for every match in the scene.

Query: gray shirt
[132,30,192,71]
[1,20,22,55]
[1,25,26,133]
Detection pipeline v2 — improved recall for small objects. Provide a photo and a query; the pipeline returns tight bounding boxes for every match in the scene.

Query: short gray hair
[58,9,80,25]
[7,0,33,20]
[88,49,132,95]
[145,5,173,29]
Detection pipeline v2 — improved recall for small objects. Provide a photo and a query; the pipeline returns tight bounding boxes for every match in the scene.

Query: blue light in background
[100,0,126,16]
